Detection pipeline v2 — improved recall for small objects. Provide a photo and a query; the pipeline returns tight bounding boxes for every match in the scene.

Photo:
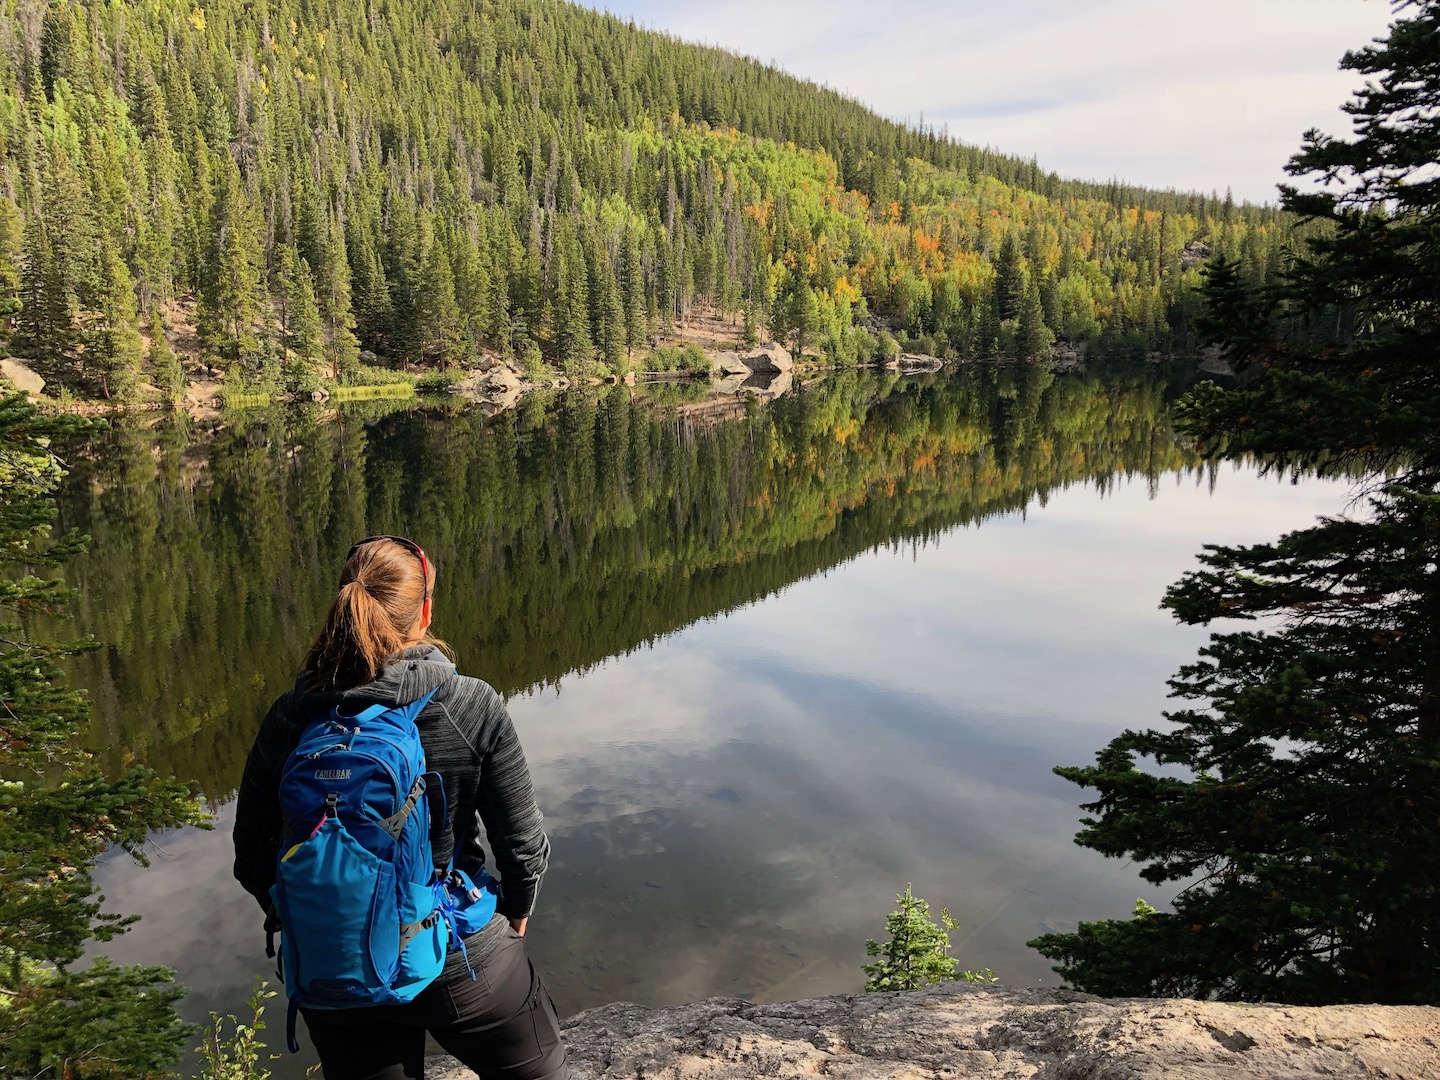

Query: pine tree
[550,219,592,373]
[17,147,96,389]
[147,308,184,402]
[452,226,488,362]
[276,245,324,364]
[418,235,465,368]
[619,222,646,354]
[317,218,360,382]
[788,275,820,356]
[863,885,996,992]
[0,394,207,1076]
[992,233,1024,322]
[1016,278,1054,360]
[198,161,263,374]
[588,231,625,367]
[483,223,516,356]
[654,232,676,334]
[0,198,22,359]
[384,199,423,367]
[39,1,81,100]
[1032,0,1440,1006]
[89,246,144,401]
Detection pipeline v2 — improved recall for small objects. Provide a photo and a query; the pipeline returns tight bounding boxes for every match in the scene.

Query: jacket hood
[293,645,456,711]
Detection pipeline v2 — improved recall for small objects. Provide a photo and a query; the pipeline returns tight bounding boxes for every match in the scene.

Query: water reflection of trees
[54,367,1201,795]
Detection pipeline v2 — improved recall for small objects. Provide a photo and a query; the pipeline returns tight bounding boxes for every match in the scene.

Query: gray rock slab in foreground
[429,983,1440,1079]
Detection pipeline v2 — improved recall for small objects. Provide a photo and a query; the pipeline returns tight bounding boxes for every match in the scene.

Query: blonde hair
[304,537,445,689]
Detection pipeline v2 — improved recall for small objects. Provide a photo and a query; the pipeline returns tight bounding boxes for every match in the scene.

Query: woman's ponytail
[304,538,436,689]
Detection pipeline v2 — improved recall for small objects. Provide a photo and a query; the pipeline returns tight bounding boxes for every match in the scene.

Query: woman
[233,535,568,1080]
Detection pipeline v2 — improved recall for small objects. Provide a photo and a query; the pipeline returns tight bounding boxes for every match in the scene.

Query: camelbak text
[315,769,351,781]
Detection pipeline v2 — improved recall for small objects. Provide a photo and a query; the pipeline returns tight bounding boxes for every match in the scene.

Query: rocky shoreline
[0,341,1028,418]
[4,337,1229,421]
[431,983,1440,1079]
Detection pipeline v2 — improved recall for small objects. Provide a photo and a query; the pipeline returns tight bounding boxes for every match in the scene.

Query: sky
[580,0,1397,205]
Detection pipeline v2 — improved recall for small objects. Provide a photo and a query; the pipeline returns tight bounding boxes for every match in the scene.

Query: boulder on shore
[741,341,793,374]
[897,353,943,372]
[488,366,524,392]
[0,358,45,396]
[711,351,750,376]
[431,983,1440,1079]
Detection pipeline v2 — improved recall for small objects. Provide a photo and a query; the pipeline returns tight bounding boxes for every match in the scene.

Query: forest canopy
[3,0,1296,398]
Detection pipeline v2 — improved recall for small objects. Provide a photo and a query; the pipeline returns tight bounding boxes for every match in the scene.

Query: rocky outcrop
[711,351,751,376]
[882,353,944,373]
[456,364,526,410]
[740,342,793,374]
[1180,239,1213,270]
[0,358,45,396]
[431,984,1440,1080]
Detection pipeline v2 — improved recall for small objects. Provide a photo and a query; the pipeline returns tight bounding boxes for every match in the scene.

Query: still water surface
[60,368,1350,1070]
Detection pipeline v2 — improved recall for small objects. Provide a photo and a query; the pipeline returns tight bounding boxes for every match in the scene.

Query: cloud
[586,0,1396,202]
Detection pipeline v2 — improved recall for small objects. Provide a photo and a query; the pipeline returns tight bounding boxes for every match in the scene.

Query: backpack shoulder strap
[349,701,390,724]
[341,685,441,727]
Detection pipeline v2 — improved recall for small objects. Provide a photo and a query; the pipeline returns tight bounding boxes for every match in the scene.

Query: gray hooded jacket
[232,645,550,965]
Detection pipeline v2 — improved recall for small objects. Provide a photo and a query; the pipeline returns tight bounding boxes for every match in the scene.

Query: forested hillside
[4,0,1294,399]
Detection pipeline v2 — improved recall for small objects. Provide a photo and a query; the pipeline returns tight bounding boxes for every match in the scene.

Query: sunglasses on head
[347,535,432,595]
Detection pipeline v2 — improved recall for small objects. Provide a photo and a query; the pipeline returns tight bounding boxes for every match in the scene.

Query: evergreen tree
[147,308,185,403]
[1031,0,1440,1006]
[550,218,592,373]
[0,198,22,358]
[276,246,324,364]
[483,223,516,357]
[39,1,81,99]
[317,219,361,382]
[418,234,465,368]
[1016,278,1054,360]
[863,884,996,993]
[992,233,1024,322]
[452,227,489,362]
[17,147,96,388]
[197,161,263,374]
[788,275,820,356]
[90,246,144,401]
[588,233,625,367]
[619,222,646,354]
[0,394,207,1077]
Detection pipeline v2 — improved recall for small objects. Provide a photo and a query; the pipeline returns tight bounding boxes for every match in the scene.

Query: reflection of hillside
[53,368,1200,795]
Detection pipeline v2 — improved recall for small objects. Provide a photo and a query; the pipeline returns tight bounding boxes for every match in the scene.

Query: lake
[59,366,1350,1070]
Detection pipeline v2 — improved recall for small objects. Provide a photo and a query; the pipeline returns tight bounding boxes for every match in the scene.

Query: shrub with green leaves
[195,981,278,1080]
[415,369,465,392]
[643,343,710,375]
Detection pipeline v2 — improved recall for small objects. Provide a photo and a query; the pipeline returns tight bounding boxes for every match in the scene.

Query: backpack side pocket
[276,818,388,1005]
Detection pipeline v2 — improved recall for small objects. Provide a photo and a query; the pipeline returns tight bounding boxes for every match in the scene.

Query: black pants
[303,929,569,1080]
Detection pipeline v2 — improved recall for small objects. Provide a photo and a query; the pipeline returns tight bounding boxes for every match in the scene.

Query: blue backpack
[268,688,498,1052]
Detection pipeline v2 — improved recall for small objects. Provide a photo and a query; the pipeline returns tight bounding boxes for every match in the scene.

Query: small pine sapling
[862,884,998,992]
